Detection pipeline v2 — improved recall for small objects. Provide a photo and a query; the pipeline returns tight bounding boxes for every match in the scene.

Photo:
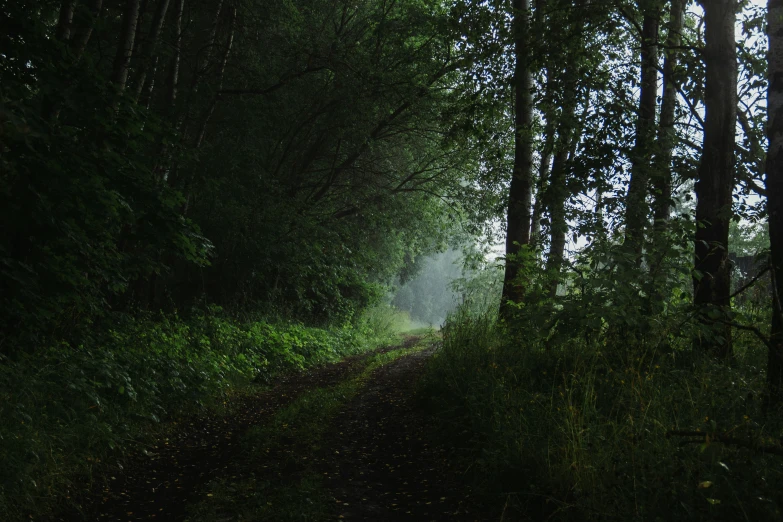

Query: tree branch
[730,263,769,300]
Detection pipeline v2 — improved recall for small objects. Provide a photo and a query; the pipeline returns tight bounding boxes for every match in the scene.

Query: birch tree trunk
[531,68,557,247]
[167,0,185,107]
[132,0,172,101]
[111,0,142,93]
[544,82,581,297]
[531,118,555,246]
[652,0,685,230]
[182,5,237,214]
[56,0,75,41]
[71,0,103,61]
[194,6,237,150]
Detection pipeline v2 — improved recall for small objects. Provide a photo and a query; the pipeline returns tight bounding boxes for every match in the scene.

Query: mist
[391,249,464,327]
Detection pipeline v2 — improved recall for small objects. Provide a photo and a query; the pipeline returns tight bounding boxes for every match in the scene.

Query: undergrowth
[0,304,407,520]
[422,299,783,521]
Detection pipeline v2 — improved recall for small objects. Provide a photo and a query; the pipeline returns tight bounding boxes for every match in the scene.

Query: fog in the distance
[391,249,463,327]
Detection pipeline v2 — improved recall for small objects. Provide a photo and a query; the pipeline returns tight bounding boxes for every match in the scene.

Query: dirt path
[49,337,493,521]
[315,346,491,521]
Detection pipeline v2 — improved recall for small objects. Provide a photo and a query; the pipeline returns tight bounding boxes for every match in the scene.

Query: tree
[652,0,686,233]
[766,0,783,402]
[693,0,738,358]
[502,0,535,310]
[624,0,661,262]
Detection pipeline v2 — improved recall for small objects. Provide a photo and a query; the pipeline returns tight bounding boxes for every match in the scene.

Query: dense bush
[422,265,783,521]
[0,305,400,519]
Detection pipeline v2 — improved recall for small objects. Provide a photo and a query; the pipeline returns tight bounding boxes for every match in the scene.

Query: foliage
[422,247,782,521]
[0,0,209,346]
[0,0,503,349]
[0,305,400,520]
[729,220,770,257]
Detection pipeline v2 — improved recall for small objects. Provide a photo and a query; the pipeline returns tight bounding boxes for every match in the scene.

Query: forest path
[52,336,493,521]
[306,341,490,521]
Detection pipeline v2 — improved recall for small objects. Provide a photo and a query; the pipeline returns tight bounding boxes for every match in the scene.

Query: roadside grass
[421,305,783,521]
[187,337,433,522]
[0,304,405,520]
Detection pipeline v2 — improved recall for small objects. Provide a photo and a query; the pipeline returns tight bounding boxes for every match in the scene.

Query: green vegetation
[0,305,403,520]
[423,248,782,520]
[4,0,783,520]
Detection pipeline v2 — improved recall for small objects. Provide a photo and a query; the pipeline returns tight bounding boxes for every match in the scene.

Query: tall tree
[531,115,555,247]
[501,0,535,309]
[544,75,579,296]
[766,0,783,402]
[111,0,142,93]
[693,0,738,358]
[652,0,686,232]
[624,1,660,261]
[56,0,76,41]
[71,0,104,61]
[132,0,172,101]
[530,0,554,248]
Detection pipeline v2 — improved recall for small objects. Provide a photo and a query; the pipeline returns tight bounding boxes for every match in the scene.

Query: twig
[714,319,772,350]
[730,264,770,299]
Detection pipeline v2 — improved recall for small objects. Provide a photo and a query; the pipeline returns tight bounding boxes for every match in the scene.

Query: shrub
[422,298,783,521]
[0,305,398,519]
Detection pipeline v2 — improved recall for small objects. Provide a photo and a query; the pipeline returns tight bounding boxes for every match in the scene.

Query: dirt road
[51,337,493,521]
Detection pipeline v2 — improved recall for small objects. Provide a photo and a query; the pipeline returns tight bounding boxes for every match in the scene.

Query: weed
[0,305,402,520]
[422,303,783,521]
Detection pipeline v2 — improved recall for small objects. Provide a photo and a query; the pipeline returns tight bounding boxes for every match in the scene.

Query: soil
[48,337,497,522]
[315,345,493,521]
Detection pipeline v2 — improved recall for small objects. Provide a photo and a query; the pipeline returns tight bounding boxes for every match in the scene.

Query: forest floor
[49,335,496,522]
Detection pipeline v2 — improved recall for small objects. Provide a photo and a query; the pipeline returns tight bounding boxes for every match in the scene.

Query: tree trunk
[133,0,172,101]
[71,0,103,61]
[166,0,224,187]
[531,75,556,247]
[624,4,660,262]
[544,133,570,297]
[111,0,142,93]
[766,0,783,403]
[167,0,185,107]
[193,6,236,150]
[183,6,237,214]
[652,0,685,231]
[693,0,737,358]
[132,0,149,60]
[139,55,159,108]
[177,0,225,146]
[544,84,581,297]
[57,0,76,41]
[501,0,535,310]
[530,123,554,247]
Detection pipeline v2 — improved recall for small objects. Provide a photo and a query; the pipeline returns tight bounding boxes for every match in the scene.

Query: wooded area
[1,0,782,519]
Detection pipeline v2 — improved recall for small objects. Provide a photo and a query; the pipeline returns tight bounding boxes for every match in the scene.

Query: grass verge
[0,304,411,520]
[421,306,783,521]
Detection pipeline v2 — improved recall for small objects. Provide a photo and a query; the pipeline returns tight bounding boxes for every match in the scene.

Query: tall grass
[422,303,783,521]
